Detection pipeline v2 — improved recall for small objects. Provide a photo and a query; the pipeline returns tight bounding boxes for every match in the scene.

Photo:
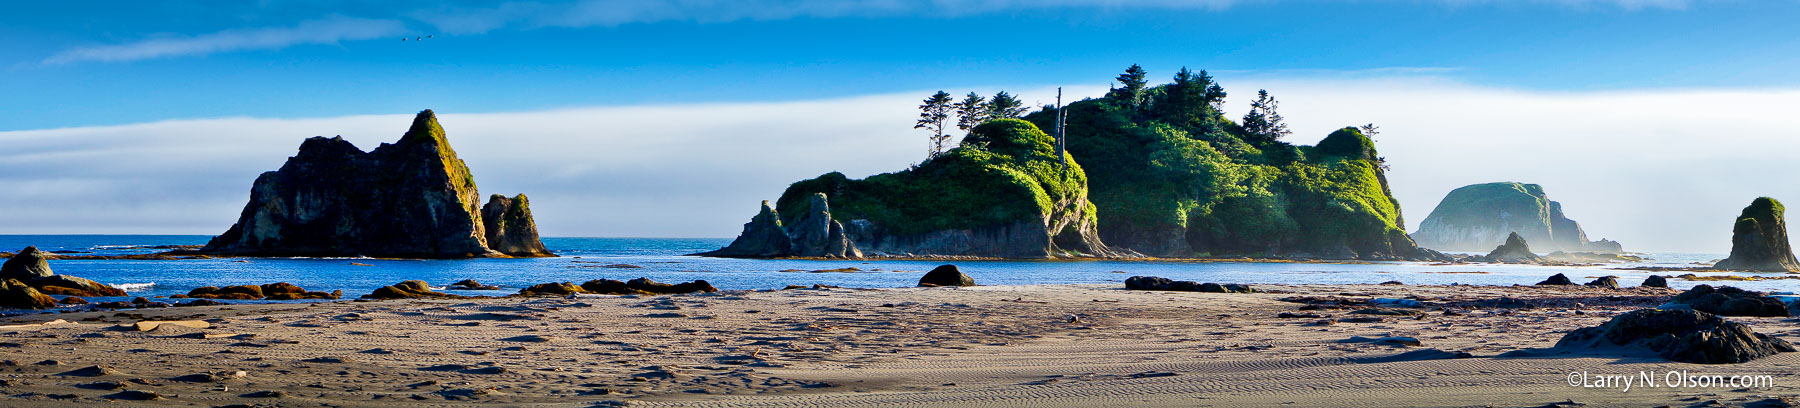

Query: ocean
[0,235,1781,304]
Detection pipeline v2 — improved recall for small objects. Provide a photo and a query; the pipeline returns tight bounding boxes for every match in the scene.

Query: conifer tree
[987,91,1029,119]
[1106,64,1150,109]
[915,91,955,158]
[953,92,989,132]
[1241,89,1291,143]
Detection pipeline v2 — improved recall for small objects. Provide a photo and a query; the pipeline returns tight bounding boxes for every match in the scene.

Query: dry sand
[0,283,1796,407]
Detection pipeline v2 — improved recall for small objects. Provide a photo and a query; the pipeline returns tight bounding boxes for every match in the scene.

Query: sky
[2,0,1798,252]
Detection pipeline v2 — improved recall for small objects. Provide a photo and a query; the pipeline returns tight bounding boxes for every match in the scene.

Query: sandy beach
[0,282,1794,407]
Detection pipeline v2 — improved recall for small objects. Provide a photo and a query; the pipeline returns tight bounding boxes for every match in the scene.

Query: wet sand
[0,283,1796,407]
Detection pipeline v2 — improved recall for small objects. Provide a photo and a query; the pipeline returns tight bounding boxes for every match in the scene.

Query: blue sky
[4,0,1797,130]
[4,1,1800,252]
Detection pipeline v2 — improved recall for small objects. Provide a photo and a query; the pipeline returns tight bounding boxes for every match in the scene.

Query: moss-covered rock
[0,279,57,309]
[765,120,1120,258]
[481,194,554,257]
[200,110,550,259]
[1410,182,1622,253]
[1715,197,1800,272]
[0,246,53,280]
[0,246,128,297]
[1025,97,1438,260]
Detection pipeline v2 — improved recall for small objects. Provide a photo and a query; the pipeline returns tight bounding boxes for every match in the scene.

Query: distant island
[1410,182,1623,253]
[196,110,552,259]
[705,65,1446,261]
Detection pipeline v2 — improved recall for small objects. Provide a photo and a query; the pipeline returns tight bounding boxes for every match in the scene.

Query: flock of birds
[402,35,434,42]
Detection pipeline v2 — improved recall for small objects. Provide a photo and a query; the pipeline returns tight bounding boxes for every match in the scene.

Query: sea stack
[1714,197,1800,272]
[1480,232,1543,263]
[1410,182,1622,253]
[199,110,552,258]
[481,194,554,257]
[699,195,861,258]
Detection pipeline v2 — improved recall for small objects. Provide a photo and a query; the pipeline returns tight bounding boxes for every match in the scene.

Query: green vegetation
[777,119,1092,236]
[1020,65,1416,257]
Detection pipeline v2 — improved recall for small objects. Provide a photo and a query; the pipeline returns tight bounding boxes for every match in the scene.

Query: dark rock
[0,279,57,309]
[625,278,718,294]
[697,201,794,258]
[447,279,499,290]
[481,194,554,257]
[1378,280,1404,285]
[1411,182,1623,253]
[1641,275,1669,288]
[198,110,543,259]
[362,280,461,300]
[518,282,584,296]
[177,299,225,307]
[1477,297,1531,308]
[57,296,87,305]
[206,285,264,300]
[103,390,163,400]
[1479,232,1543,263]
[0,246,53,280]
[1124,276,1173,290]
[1584,276,1619,289]
[918,265,976,287]
[1535,273,1574,286]
[260,282,305,297]
[1555,308,1795,364]
[1666,285,1789,317]
[1715,197,1800,272]
[29,275,126,297]
[1125,276,1250,293]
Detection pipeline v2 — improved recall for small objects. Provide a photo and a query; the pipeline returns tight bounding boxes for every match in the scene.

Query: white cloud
[1,77,1789,253]
[42,16,407,65]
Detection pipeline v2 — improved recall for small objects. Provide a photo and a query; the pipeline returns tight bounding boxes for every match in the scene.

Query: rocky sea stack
[704,120,1121,258]
[198,110,552,258]
[481,194,554,257]
[1713,197,1800,272]
[1410,182,1622,253]
[1475,232,1543,263]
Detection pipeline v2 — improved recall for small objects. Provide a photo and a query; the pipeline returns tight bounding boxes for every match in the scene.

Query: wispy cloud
[409,0,1696,34]
[42,16,406,65]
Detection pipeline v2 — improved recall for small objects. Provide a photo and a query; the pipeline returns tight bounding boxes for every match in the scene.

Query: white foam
[113,282,155,292]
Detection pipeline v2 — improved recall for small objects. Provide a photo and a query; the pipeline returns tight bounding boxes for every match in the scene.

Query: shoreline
[0,282,1794,407]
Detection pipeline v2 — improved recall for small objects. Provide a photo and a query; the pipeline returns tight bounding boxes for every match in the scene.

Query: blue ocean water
[0,235,1786,303]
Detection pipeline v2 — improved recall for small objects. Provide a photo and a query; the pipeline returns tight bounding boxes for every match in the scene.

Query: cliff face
[201,110,550,258]
[702,120,1122,259]
[481,194,554,257]
[1027,97,1440,260]
[1715,197,1800,272]
[1410,182,1622,253]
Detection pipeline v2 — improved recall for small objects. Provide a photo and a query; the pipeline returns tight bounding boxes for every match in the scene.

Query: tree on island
[1106,64,1150,110]
[953,92,990,133]
[1154,67,1227,133]
[988,91,1029,120]
[1240,89,1291,143]
[916,91,955,158]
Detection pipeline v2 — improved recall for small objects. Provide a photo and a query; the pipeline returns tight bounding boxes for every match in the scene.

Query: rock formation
[700,194,861,258]
[579,278,718,295]
[1410,182,1623,253]
[182,283,338,300]
[199,110,551,259]
[1713,197,1800,272]
[0,279,58,309]
[1535,273,1574,286]
[1124,276,1252,293]
[1642,275,1669,288]
[918,265,976,287]
[1583,276,1619,289]
[1477,232,1543,263]
[481,194,554,257]
[1664,285,1789,317]
[1555,309,1794,364]
[0,246,126,297]
[362,280,461,299]
[706,120,1124,259]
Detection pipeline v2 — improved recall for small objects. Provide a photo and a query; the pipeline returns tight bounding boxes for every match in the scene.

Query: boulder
[696,201,796,258]
[1410,182,1623,253]
[29,275,126,297]
[518,282,584,296]
[1555,308,1794,364]
[480,194,554,257]
[0,246,54,280]
[260,282,305,297]
[362,280,460,300]
[918,265,976,287]
[0,279,57,309]
[1665,285,1789,317]
[1584,276,1619,289]
[1124,276,1250,293]
[209,285,265,300]
[58,296,87,305]
[447,279,499,290]
[579,278,719,295]
[198,110,546,259]
[1479,232,1542,263]
[1535,273,1574,286]
[1714,197,1800,272]
[1642,275,1669,288]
